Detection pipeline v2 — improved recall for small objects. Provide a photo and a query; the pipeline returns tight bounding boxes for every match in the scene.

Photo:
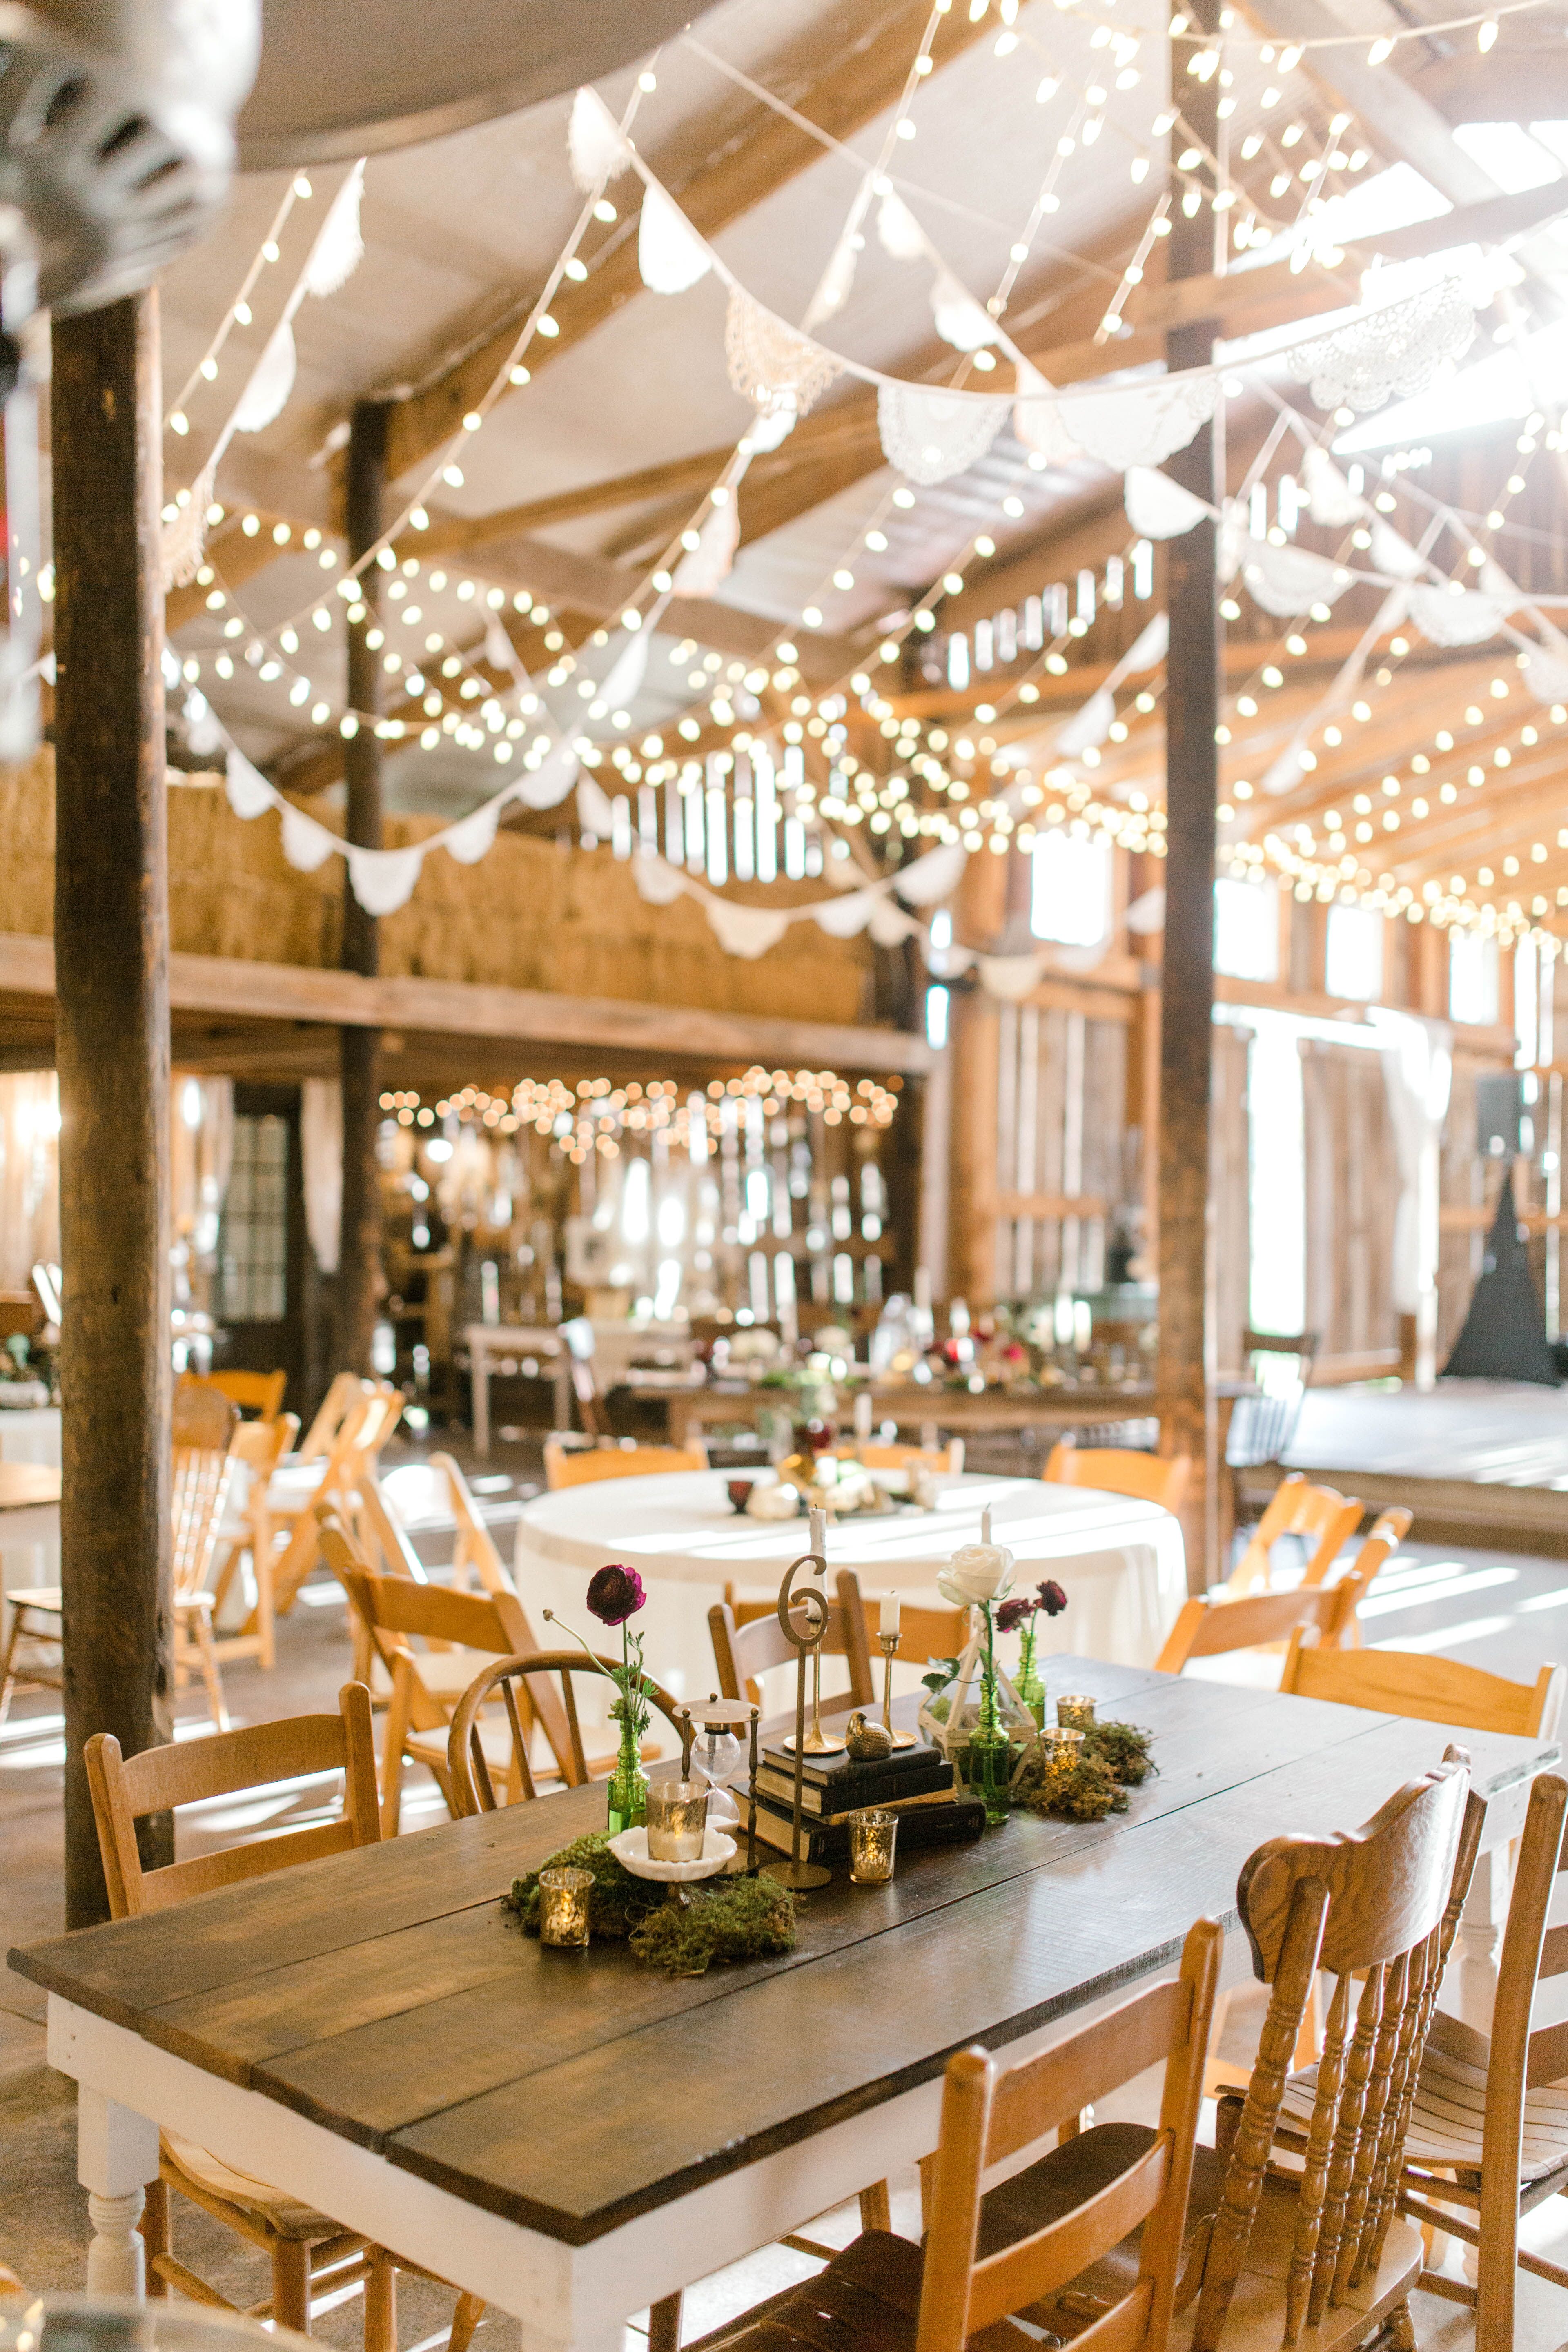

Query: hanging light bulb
[1478,17,1498,46]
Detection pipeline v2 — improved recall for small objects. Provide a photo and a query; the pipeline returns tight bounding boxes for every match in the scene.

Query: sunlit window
[1214,878,1279,984]
[1325,902,1384,1001]
[1450,929,1499,1025]
[1031,831,1109,947]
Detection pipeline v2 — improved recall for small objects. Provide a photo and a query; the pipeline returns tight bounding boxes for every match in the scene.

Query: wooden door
[1300,1041,1399,1374]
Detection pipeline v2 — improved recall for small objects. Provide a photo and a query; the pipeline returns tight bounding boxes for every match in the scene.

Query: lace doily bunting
[877,381,1008,484]
[1057,374,1216,472]
[725,289,842,424]
[1407,582,1508,648]
[1124,465,1206,540]
[1241,539,1350,619]
[1287,278,1476,414]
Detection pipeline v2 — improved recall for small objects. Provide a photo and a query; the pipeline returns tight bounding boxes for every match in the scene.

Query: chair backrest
[1198,1749,1481,2348]
[430,1450,516,1594]
[446,1650,685,1811]
[1477,1772,1568,2210]
[1281,1642,1566,1741]
[85,1683,379,1918]
[857,1441,962,1475]
[172,1380,238,1453]
[1045,1444,1192,1515]
[709,1578,875,1715]
[172,1442,241,1599]
[353,1471,430,1582]
[298,1370,368,1462]
[543,1439,708,1490]
[1226,1470,1364,1595]
[916,1917,1222,2352]
[1243,1327,1319,1384]
[228,1411,298,1484]
[1155,1566,1372,1675]
[197,1369,287,1422]
[1346,1505,1410,1588]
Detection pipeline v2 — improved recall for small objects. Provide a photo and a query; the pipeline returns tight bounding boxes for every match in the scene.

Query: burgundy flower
[996,1596,1034,1633]
[1037,1579,1068,1618]
[587,1564,646,1626]
[796,1418,836,1454]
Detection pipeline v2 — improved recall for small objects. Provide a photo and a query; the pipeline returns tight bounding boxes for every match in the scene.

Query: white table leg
[78,2085,158,2295]
[1451,1842,1511,2033]
[473,1345,491,1457]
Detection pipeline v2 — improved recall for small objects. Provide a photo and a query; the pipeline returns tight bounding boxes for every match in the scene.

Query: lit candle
[854,1389,873,1441]
[880,1592,902,1639]
[981,1504,992,1547]
[808,1503,827,1560]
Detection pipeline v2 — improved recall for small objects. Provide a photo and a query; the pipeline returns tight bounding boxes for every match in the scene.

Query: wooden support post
[52,293,172,1925]
[1156,0,1221,1590]
[336,401,386,1375]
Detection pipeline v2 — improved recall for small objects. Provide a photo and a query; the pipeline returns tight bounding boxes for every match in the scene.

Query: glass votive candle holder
[646,1777,709,1862]
[538,1864,593,1947]
[1040,1724,1085,1802]
[849,1808,898,1885]
[1056,1695,1097,1732]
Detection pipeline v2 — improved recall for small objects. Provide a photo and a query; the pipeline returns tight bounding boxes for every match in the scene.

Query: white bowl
[608,1826,736,1882]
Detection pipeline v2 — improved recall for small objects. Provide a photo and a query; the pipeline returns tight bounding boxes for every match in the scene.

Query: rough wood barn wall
[1302,1040,1400,1371]
[0,755,871,1025]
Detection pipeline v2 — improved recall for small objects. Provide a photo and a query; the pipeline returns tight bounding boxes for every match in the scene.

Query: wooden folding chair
[1222,1470,1364,1596]
[296,1371,370,1464]
[1281,1644,1565,1742]
[543,1437,708,1489]
[710,1573,875,1717]
[1156,1568,1372,1675]
[270,1383,404,1615]
[180,1368,287,1423]
[1330,1506,1410,1648]
[84,1686,404,2345]
[208,1411,300,1673]
[702,1917,1221,2352]
[855,1441,964,1475]
[428,1450,518,1594]
[1045,1443,1192,1514]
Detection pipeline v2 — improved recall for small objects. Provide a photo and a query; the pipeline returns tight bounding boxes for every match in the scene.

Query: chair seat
[162,2129,345,2242]
[408,1646,502,1700]
[7,1587,60,1614]
[1288,2009,1568,2188]
[703,2230,924,2352]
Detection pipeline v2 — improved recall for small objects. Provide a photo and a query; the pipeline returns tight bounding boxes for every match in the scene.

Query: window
[1325,902,1384,1001]
[1214,878,1280,983]
[1450,929,1499,1025]
[1031,831,1110,947]
[218,1114,288,1321]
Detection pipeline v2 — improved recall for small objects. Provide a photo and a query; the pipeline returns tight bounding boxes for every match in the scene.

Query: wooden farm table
[11,1660,1555,2351]
[650,1380,1159,1451]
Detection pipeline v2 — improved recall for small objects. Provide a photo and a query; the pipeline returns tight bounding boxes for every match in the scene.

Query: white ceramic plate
[608,1826,736,1882]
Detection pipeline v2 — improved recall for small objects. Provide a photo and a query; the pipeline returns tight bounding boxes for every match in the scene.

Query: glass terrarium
[918,1635,1038,1821]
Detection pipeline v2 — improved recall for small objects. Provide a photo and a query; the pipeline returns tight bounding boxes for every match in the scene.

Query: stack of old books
[748,1735,984,1863]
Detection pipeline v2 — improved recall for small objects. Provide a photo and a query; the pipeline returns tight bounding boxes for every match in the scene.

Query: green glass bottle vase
[605,1702,648,1835]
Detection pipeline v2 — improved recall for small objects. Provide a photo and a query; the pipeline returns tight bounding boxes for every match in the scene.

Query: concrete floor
[6,1429,1568,2349]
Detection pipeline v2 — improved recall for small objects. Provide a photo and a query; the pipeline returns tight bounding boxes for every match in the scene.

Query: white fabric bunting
[868,898,920,947]
[812,889,879,939]
[878,382,1007,484]
[705,898,791,959]
[893,840,967,905]
[1124,466,1207,540]
[632,851,688,907]
[638,182,711,294]
[1123,611,1170,672]
[931,269,999,353]
[234,321,297,434]
[1059,375,1215,472]
[1303,446,1361,528]
[305,160,365,298]
[445,800,502,865]
[878,192,925,261]
[1012,359,1080,466]
[1522,638,1568,705]
[672,498,739,595]
[569,87,628,191]
[977,952,1046,1001]
[514,742,579,810]
[597,630,649,713]
[1408,582,1508,647]
[1370,521,1425,581]
[281,804,336,872]
[225,746,274,820]
[1288,275,1476,414]
[576,774,617,837]
[346,845,423,916]
[1241,539,1350,619]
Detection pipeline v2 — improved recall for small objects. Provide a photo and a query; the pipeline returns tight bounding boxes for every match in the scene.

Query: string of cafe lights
[381,1069,900,1163]
[164,178,305,436]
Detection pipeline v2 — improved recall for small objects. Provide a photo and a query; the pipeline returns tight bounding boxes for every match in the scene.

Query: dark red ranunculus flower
[996,1596,1033,1633]
[1037,1579,1068,1618]
[587,1563,646,1625]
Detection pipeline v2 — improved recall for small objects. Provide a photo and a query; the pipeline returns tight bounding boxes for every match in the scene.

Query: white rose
[937,1542,1015,1608]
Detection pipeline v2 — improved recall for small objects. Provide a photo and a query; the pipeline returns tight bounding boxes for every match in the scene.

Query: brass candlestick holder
[877,1632,917,1749]
[762,1511,834,1891]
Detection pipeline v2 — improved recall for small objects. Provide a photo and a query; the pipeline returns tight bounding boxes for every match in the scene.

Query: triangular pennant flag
[1125,466,1207,540]
[576,773,617,837]
[877,192,925,260]
[632,850,688,906]
[930,267,999,352]
[1057,685,1115,756]
[234,320,297,434]
[225,745,275,820]
[895,840,967,905]
[445,796,504,864]
[280,803,337,871]
[704,897,791,959]
[672,500,739,595]
[516,740,579,809]
[346,844,423,915]
[1012,356,1080,465]
[305,160,365,298]
[638,182,711,294]
[568,87,628,192]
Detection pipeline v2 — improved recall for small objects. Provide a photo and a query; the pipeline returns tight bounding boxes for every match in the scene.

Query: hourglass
[676,1697,761,1873]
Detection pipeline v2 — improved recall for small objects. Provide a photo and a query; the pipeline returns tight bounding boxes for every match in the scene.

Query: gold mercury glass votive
[646,1778,710,1862]
[537,1865,594,1947]
[1040,1724,1085,1803]
[1056,1695,1097,1732]
[849,1808,898,1884]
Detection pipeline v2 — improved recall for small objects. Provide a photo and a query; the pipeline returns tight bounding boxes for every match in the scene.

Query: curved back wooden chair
[446,1650,684,1814]
[84,1684,400,2343]
[208,1409,301,1673]
[1044,1444,1192,1514]
[179,1368,287,1423]
[710,1575,875,1717]
[428,1449,517,1594]
[543,1437,708,1490]
[1281,1643,1566,1742]
[1397,1770,1568,2352]
[1224,1470,1364,1596]
[689,1918,1222,2352]
[1155,1564,1373,1676]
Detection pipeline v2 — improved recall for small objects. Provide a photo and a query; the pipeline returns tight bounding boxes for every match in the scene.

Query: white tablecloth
[512,1469,1187,1727]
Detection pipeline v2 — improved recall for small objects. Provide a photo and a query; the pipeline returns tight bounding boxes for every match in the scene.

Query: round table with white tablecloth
[512,1469,1187,1729]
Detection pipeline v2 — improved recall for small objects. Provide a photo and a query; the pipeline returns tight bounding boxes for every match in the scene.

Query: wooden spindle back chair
[1224,1470,1364,1597]
[1190,1749,1482,2352]
[1396,1770,1568,2352]
[446,1650,684,1814]
[1281,1644,1565,1742]
[1045,1444,1192,1514]
[710,1574,875,1717]
[1156,1565,1372,1676]
[542,1438,708,1489]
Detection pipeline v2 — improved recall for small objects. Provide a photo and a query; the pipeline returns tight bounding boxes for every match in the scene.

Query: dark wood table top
[11,1659,1556,2250]
[0,1460,60,1508]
